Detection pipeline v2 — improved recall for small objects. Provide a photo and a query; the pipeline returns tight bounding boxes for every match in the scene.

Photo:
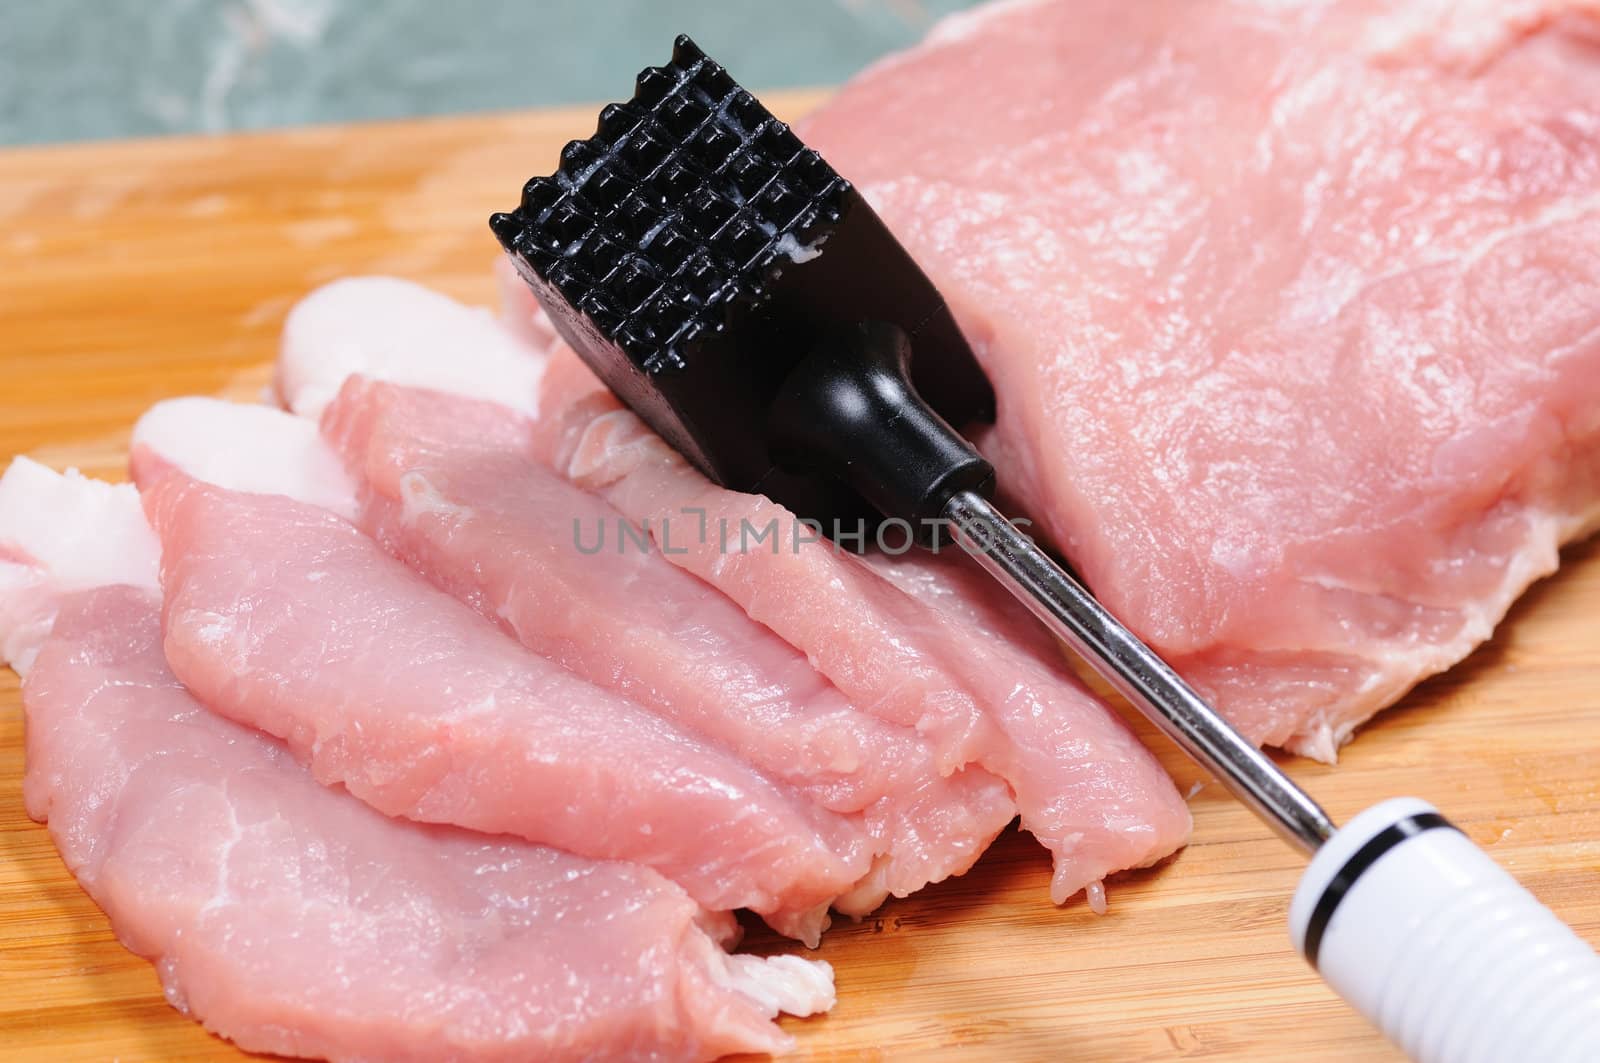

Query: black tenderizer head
[492,36,995,538]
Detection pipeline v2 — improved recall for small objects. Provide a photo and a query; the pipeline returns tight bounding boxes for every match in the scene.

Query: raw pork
[134,391,1014,913]
[138,470,873,940]
[320,377,1017,909]
[274,279,1191,906]
[0,458,832,1062]
[801,0,1600,757]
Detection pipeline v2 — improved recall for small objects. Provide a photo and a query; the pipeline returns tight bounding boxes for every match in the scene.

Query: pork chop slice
[137,470,873,941]
[27,589,830,1063]
[0,458,832,1063]
[800,0,1600,758]
[319,377,1017,910]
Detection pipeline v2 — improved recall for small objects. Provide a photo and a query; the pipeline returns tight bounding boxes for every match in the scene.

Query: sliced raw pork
[275,279,1191,905]
[320,377,1017,909]
[0,458,832,1062]
[137,469,873,940]
[134,391,1013,912]
[800,0,1600,757]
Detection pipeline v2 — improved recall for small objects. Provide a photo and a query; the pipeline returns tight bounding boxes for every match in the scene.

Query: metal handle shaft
[944,490,1335,854]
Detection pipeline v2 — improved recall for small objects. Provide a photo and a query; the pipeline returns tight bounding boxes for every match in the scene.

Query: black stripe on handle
[1302,811,1459,969]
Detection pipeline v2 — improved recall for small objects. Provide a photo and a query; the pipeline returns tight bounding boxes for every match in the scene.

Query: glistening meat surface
[0,459,832,1062]
[138,470,873,941]
[801,0,1600,758]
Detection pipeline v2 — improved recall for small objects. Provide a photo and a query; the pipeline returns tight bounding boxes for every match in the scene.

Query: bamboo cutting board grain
[2,97,1598,1063]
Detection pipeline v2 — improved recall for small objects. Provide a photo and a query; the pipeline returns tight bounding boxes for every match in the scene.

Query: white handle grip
[1289,798,1600,1062]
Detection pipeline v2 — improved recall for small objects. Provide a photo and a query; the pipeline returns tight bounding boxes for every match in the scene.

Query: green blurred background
[1,0,985,146]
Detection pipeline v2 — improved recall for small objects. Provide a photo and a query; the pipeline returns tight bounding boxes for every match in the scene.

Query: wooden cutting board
[2,96,1598,1063]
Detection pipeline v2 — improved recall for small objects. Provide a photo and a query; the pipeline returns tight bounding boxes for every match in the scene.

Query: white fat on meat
[279,276,546,420]
[133,397,359,519]
[0,458,158,675]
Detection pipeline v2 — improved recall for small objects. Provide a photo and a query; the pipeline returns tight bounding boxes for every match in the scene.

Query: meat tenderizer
[492,36,1600,1061]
